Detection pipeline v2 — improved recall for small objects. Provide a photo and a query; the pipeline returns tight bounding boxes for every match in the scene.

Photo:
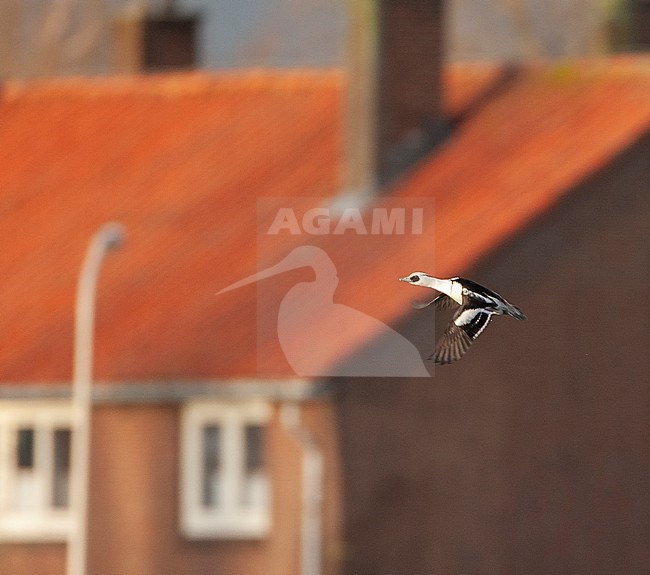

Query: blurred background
[0,0,648,76]
[0,1,648,575]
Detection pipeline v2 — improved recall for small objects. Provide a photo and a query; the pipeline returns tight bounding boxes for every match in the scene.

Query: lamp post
[67,223,125,575]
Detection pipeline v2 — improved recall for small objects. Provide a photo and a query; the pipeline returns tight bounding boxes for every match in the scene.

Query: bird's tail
[507,304,527,320]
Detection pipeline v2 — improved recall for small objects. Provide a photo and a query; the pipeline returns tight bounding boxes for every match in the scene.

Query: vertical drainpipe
[67,223,124,575]
[281,403,323,575]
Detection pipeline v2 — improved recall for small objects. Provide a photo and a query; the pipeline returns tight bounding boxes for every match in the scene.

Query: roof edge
[0,379,332,403]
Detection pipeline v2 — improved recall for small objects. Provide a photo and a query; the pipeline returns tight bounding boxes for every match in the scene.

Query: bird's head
[399,272,433,286]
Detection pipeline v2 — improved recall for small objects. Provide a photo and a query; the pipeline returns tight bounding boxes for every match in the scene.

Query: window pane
[241,425,268,509]
[16,428,34,469]
[245,425,264,473]
[202,425,221,508]
[52,428,71,508]
[14,428,36,511]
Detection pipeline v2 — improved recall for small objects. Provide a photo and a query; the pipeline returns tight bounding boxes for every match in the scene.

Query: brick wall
[336,134,650,574]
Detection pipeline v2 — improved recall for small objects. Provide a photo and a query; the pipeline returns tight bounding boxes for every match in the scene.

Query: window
[180,401,272,539]
[0,402,73,541]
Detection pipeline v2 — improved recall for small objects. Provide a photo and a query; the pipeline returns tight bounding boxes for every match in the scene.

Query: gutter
[281,403,323,575]
[0,379,333,403]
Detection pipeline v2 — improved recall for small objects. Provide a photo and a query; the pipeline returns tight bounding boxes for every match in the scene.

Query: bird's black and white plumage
[399,272,526,365]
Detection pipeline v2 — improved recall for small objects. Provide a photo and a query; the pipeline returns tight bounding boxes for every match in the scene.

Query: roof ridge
[1,68,345,102]
[446,54,650,75]
[3,56,647,103]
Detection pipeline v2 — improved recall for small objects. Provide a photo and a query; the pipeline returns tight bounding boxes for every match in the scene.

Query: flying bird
[399,273,526,365]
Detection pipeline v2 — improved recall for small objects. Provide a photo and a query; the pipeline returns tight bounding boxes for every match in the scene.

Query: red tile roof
[320,57,650,371]
[0,71,344,381]
[356,59,650,275]
[1,58,648,382]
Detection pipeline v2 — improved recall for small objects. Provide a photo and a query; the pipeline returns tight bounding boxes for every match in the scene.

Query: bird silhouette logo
[218,245,430,377]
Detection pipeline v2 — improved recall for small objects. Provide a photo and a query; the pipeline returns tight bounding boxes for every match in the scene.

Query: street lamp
[67,223,125,575]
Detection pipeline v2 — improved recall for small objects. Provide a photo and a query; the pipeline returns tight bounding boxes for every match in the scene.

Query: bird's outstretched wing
[430,307,492,365]
[412,293,457,311]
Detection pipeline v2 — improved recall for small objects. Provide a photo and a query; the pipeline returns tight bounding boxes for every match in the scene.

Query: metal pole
[67,223,124,575]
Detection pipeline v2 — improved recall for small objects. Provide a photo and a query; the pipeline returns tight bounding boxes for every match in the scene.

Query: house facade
[0,68,347,575]
[1,1,649,574]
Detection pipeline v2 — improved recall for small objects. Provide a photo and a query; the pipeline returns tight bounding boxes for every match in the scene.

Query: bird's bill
[399,276,411,282]
[217,261,292,295]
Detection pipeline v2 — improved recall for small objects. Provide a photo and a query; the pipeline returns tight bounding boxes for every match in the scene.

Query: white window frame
[0,401,73,542]
[180,400,272,539]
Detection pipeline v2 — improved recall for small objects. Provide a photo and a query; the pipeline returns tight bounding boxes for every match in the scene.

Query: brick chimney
[344,0,447,196]
[630,0,650,50]
[113,3,198,73]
